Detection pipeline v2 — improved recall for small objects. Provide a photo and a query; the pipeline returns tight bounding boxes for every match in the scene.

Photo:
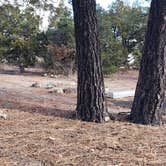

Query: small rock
[63,88,77,94]
[105,88,109,93]
[48,88,63,94]
[31,82,40,88]
[43,73,48,77]
[0,111,7,120]
[50,74,54,78]
[69,82,77,86]
[105,90,135,99]
[48,137,56,141]
[45,82,56,89]
[119,66,125,70]
[104,116,110,122]
[89,149,95,152]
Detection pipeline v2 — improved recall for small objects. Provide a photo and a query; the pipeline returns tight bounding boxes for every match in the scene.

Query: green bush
[103,65,118,75]
[132,48,142,68]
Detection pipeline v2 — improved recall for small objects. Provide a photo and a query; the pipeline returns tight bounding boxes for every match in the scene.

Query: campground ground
[0,66,165,166]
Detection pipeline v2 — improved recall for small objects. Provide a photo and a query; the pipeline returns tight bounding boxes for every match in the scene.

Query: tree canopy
[0,0,149,74]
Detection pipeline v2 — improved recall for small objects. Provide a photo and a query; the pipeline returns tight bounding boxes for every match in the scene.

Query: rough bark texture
[72,0,109,122]
[130,0,166,125]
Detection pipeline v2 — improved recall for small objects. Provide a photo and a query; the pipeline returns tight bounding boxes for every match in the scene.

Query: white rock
[49,137,56,141]
[90,149,95,152]
[105,88,109,93]
[104,116,110,122]
[45,82,56,89]
[119,66,125,70]
[43,73,48,77]
[0,111,7,119]
[106,90,135,99]
[69,82,77,86]
[48,88,63,94]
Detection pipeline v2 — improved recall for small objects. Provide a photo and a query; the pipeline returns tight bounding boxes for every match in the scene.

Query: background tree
[97,5,123,74]
[46,0,148,75]
[46,1,75,75]
[97,1,148,74]
[0,4,40,72]
[130,0,166,125]
[0,0,149,75]
[72,0,109,122]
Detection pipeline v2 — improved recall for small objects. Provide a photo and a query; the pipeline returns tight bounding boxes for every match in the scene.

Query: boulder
[31,82,40,88]
[0,110,7,120]
[48,88,63,94]
[45,82,56,89]
[50,74,54,78]
[106,90,135,99]
[43,73,48,77]
[63,88,77,94]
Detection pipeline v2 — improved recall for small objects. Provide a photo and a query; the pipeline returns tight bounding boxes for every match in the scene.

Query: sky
[1,0,149,30]
[96,0,149,9]
[63,0,150,11]
[41,0,150,30]
[96,0,117,8]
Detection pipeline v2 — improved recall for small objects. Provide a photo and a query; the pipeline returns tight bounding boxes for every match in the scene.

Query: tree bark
[19,64,25,73]
[130,0,166,125]
[72,0,109,122]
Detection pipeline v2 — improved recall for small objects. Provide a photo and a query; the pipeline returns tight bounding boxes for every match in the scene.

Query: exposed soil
[0,66,166,166]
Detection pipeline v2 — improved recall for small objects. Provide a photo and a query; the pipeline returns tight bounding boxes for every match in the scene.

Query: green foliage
[97,0,148,74]
[103,65,118,75]
[48,1,75,48]
[44,1,76,72]
[132,48,142,67]
[0,0,148,74]
[0,4,41,71]
[33,32,49,57]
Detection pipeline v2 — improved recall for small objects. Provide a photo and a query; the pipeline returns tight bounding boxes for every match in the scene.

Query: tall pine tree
[131,0,166,125]
[72,0,109,122]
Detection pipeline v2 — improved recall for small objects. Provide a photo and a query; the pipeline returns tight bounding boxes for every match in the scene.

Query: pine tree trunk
[72,0,109,122]
[130,0,166,125]
[18,53,25,73]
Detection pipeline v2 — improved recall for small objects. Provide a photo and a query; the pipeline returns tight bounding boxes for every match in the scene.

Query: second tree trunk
[130,0,166,125]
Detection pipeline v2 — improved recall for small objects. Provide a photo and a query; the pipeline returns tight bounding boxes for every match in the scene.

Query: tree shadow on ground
[110,99,133,109]
[0,68,45,77]
[107,98,133,122]
[109,111,131,122]
[0,99,76,120]
[0,97,132,123]
[109,98,166,123]
[5,93,166,123]
[0,97,134,123]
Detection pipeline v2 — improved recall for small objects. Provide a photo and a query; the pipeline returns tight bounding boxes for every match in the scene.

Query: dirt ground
[0,66,166,166]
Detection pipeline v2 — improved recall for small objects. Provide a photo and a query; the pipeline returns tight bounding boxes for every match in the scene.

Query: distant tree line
[0,0,148,74]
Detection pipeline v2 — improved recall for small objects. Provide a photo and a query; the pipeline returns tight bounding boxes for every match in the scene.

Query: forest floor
[0,65,166,166]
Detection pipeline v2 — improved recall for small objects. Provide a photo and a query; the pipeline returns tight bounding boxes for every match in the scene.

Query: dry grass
[0,104,166,166]
[0,68,165,166]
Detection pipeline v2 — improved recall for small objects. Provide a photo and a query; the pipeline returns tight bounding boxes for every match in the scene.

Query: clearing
[0,66,165,166]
